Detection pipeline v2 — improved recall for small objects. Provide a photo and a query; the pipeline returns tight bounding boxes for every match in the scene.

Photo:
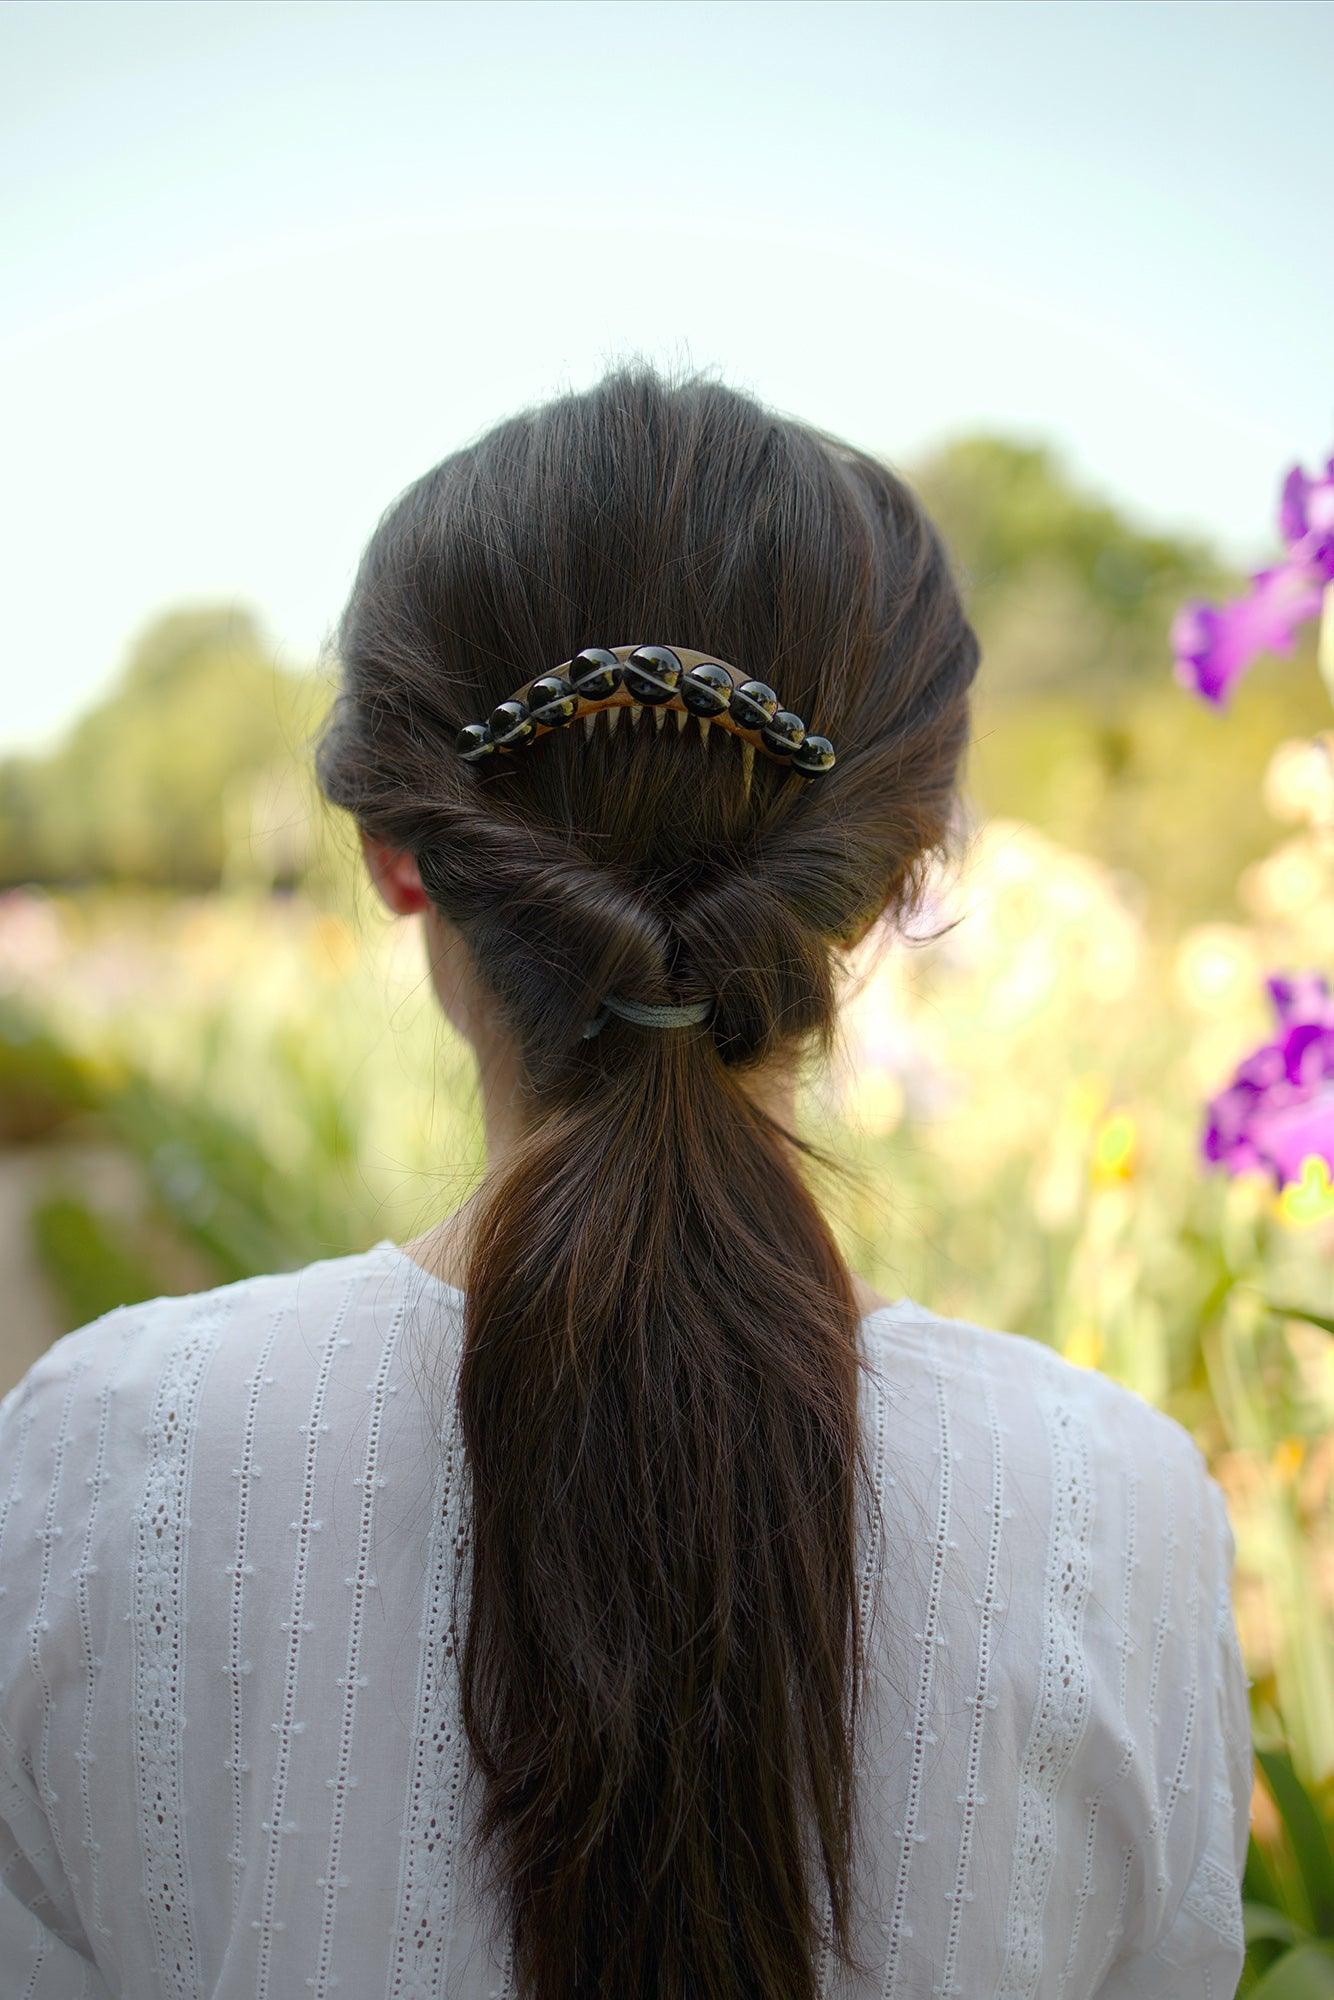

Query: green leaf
[29,1188,165,1329]
[1248,1942,1334,1998]
[1247,1904,1311,1949]
[1257,1747,1334,1935]
[1249,1831,1301,1918]
[1266,1301,1334,1338]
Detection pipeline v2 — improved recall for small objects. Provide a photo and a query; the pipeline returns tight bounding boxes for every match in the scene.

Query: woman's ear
[360,831,429,916]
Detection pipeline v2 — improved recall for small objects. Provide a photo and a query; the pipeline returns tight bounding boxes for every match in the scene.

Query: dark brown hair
[317,362,979,2000]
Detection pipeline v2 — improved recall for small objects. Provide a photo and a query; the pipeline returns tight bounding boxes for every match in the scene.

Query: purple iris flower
[1173,453,1334,707]
[1202,972,1334,1186]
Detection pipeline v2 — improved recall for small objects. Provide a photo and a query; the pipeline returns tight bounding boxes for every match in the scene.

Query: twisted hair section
[316,361,979,2000]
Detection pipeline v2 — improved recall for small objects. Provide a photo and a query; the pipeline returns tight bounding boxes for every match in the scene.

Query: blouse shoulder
[858,1299,1251,1981]
[0,1249,402,1434]
[862,1296,1213,1482]
[0,1256,387,1743]
[860,1298,1236,1670]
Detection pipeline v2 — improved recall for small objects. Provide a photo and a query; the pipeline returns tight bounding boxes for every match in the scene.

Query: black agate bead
[569,648,622,701]
[489,698,535,750]
[456,721,494,763]
[792,733,836,777]
[728,679,779,731]
[760,709,807,760]
[624,645,683,704]
[527,674,578,727]
[680,661,734,716]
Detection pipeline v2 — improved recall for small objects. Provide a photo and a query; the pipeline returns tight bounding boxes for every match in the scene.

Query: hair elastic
[581,993,714,1040]
[454,644,837,801]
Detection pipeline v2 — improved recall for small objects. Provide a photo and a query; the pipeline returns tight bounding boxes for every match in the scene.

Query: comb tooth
[607,705,621,736]
[628,702,643,728]
[673,708,687,733]
[583,712,596,739]
[741,742,754,803]
[699,717,712,747]
[653,707,665,733]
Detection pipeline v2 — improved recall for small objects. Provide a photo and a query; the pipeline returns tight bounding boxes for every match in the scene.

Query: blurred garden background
[4,0,1332,1979]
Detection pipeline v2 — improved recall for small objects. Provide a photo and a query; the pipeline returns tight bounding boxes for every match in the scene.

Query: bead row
[454,645,837,778]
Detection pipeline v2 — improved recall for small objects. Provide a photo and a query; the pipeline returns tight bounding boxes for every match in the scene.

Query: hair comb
[454,645,836,799]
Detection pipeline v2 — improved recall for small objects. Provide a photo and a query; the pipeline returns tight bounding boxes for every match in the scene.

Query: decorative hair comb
[454,645,836,798]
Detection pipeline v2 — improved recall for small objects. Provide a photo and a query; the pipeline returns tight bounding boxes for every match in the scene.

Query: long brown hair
[317,363,979,1999]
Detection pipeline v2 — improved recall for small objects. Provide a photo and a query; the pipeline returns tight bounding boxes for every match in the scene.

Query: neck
[400,1053,894,1318]
[407,1051,798,1283]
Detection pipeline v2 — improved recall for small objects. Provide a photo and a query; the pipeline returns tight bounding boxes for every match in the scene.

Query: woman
[0,366,1252,1999]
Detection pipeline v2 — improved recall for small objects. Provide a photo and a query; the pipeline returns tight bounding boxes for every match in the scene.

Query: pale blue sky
[2,0,1330,750]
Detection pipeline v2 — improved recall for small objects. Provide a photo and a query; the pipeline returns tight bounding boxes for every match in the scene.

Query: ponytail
[455,1032,878,1999]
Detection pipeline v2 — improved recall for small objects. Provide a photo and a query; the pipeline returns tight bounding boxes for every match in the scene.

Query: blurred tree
[0,608,325,889]
[916,435,1331,926]
[915,435,1236,704]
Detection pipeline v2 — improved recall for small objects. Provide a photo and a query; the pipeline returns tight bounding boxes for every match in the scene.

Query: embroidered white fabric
[0,1242,1253,1998]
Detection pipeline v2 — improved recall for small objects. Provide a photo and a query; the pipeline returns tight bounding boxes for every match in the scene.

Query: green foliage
[110,1066,348,1281]
[1242,1748,1334,1991]
[967,659,1330,931]
[29,1188,163,1328]
[0,607,327,890]
[916,433,1235,702]
[1269,1302,1334,1338]
[1256,1748,1334,1936]
[0,996,349,1286]
[0,1006,102,1142]
[1247,1946,1334,1997]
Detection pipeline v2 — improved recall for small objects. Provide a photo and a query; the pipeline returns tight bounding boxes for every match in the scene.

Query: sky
[2,0,1331,752]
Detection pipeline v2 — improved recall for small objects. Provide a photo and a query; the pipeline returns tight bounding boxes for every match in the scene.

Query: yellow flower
[1091,1112,1136,1185]
[1271,1437,1306,1484]
[1277,1155,1334,1228]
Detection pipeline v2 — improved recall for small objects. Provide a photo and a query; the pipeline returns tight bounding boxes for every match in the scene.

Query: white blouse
[0,1241,1253,1999]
